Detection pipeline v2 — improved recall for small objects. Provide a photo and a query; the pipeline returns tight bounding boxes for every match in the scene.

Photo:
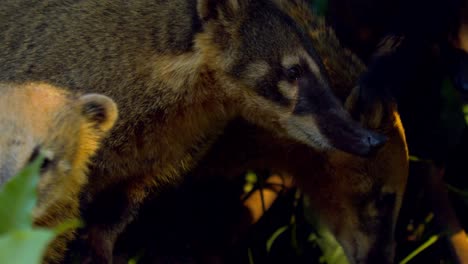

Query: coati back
[0,82,118,263]
[0,0,386,262]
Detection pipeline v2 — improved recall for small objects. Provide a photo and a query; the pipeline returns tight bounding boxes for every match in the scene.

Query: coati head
[195,0,386,157]
[303,100,408,264]
[0,82,118,262]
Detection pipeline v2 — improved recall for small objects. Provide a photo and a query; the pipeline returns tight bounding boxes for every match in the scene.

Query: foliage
[303,196,349,264]
[0,153,79,264]
[0,153,44,233]
[243,171,349,264]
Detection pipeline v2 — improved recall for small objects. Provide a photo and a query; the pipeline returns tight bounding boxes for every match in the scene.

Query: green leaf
[446,184,468,208]
[53,218,83,235]
[303,195,349,264]
[314,227,350,264]
[0,228,55,264]
[247,247,255,264]
[245,171,258,184]
[399,235,439,264]
[266,225,290,253]
[439,78,466,150]
[0,153,44,234]
[128,249,145,264]
[0,153,79,264]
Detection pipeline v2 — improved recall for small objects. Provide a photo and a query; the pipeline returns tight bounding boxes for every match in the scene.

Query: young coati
[0,0,387,262]
[0,82,118,263]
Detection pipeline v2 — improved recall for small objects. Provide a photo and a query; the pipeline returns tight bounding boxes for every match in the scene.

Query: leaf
[439,78,466,150]
[399,235,439,264]
[0,228,55,264]
[446,184,468,208]
[0,153,81,264]
[266,225,290,253]
[247,247,255,264]
[314,227,350,264]
[245,171,258,184]
[53,218,82,235]
[0,153,44,234]
[303,195,349,264]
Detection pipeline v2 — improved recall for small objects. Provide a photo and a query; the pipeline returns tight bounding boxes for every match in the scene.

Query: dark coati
[0,0,387,262]
[240,2,409,262]
[0,82,118,263]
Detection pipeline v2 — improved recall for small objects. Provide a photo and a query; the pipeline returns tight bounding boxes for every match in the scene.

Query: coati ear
[345,86,385,129]
[78,94,118,133]
[197,0,250,22]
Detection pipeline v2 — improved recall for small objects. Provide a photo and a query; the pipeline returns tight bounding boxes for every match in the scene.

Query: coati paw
[79,229,115,264]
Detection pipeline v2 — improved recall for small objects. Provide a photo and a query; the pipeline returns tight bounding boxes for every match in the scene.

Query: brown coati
[0,82,118,263]
[170,104,407,264]
[218,2,409,262]
[113,1,408,263]
[0,0,387,262]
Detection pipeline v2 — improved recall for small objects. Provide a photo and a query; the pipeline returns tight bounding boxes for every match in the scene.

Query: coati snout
[284,70,388,157]
[198,0,387,157]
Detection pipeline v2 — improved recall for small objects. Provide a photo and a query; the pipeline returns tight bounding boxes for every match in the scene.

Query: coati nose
[364,131,388,155]
[368,132,387,149]
[324,123,388,157]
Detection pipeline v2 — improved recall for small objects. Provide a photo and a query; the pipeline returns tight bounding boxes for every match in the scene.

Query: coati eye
[285,65,303,83]
[40,157,53,172]
[39,150,55,173]
[28,146,55,173]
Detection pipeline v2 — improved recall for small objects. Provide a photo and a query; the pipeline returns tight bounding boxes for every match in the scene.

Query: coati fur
[0,82,118,263]
[0,0,388,262]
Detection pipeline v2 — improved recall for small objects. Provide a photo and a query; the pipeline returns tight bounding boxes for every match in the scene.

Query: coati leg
[78,179,150,264]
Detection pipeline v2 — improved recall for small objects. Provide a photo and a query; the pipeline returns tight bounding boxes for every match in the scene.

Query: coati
[0,82,118,263]
[0,0,387,262]
[231,2,409,262]
[110,1,409,264]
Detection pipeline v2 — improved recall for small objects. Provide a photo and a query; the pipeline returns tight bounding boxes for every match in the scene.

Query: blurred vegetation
[0,153,79,264]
